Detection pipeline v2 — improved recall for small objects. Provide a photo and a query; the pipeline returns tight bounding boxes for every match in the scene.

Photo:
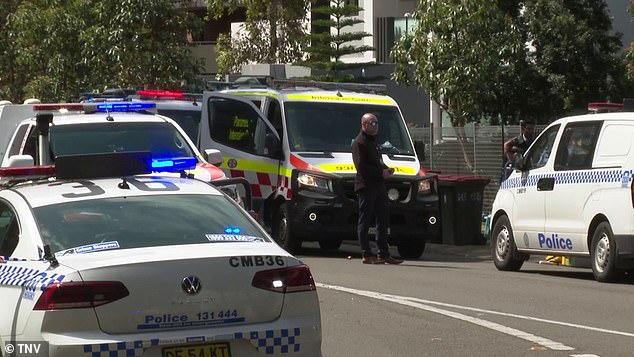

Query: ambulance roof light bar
[272,80,387,95]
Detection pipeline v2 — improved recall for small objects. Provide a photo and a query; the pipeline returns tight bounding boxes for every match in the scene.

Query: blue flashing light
[150,157,197,172]
[224,226,242,234]
[96,102,156,112]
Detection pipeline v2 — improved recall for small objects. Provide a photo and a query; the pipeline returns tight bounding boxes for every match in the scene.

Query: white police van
[490,112,634,282]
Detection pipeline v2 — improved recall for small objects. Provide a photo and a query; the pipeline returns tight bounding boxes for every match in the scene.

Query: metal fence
[410,125,547,214]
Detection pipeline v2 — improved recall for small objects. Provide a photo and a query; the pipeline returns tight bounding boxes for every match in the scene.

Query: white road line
[318,283,574,351]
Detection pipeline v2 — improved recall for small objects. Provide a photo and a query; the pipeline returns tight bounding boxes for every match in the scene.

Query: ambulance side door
[202,93,282,204]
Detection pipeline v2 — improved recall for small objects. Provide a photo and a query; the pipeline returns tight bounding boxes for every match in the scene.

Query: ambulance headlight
[418,179,431,194]
[297,172,332,192]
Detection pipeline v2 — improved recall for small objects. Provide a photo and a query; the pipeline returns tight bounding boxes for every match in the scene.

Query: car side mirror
[203,149,223,166]
[7,155,35,167]
[414,140,425,161]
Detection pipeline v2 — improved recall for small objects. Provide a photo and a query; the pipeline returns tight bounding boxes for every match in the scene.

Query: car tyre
[396,238,425,259]
[318,239,342,250]
[273,204,301,253]
[492,215,525,271]
[591,222,622,283]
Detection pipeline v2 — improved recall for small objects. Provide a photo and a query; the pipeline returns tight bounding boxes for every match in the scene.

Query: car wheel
[273,204,301,253]
[491,215,525,271]
[318,239,342,250]
[397,238,425,259]
[591,222,622,283]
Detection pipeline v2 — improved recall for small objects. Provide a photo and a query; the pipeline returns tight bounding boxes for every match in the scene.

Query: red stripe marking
[196,162,225,180]
[289,154,324,172]
[251,184,262,198]
[230,170,245,178]
[257,172,271,185]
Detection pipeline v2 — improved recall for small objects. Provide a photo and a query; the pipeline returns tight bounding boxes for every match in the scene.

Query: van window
[209,98,276,156]
[8,123,30,157]
[284,102,414,155]
[525,124,560,170]
[554,121,602,171]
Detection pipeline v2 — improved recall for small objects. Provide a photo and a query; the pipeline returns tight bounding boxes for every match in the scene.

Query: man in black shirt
[351,113,403,265]
[501,119,535,181]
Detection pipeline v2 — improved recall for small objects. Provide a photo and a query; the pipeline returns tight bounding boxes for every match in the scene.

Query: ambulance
[199,81,439,259]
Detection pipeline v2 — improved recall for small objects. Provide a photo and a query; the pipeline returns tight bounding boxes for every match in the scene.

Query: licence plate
[368,227,391,235]
[162,342,231,357]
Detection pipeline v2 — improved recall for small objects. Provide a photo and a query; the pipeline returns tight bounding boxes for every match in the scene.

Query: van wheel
[318,239,342,250]
[591,222,622,283]
[273,204,301,253]
[492,215,525,271]
[397,238,425,259]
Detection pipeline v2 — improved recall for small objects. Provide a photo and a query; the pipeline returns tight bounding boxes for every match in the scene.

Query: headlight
[418,179,431,193]
[387,188,400,201]
[297,172,332,191]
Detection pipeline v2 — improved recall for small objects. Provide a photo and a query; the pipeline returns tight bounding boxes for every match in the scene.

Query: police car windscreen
[34,194,268,254]
[156,109,200,143]
[49,122,196,159]
[284,102,415,154]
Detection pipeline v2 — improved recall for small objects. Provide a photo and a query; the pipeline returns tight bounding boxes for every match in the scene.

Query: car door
[201,93,282,207]
[510,124,560,250]
[545,120,603,253]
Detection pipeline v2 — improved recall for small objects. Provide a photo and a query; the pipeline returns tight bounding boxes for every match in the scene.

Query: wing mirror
[203,149,223,166]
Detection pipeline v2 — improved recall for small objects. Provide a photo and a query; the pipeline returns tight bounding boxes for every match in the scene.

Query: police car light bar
[137,90,184,99]
[33,104,84,112]
[0,165,56,186]
[151,157,197,171]
[95,102,156,112]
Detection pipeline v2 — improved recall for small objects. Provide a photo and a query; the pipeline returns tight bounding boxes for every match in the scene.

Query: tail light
[252,265,316,293]
[34,281,129,310]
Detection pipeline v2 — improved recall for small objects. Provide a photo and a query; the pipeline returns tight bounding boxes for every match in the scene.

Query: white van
[199,81,440,258]
[490,112,634,282]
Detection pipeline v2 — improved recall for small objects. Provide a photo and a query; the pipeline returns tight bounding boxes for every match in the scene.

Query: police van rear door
[201,93,282,205]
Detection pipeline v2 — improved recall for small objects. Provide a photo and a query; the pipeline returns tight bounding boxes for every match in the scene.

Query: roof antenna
[118,177,130,189]
[43,244,59,268]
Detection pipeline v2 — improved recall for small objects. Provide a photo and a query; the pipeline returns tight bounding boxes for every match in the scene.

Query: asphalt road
[298,241,634,357]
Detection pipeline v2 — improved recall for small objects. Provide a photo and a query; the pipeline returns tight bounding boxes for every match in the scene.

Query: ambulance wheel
[273,204,301,253]
[318,239,342,250]
[492,215,525,271]
[591,222,623,283]
[397,238,425,259]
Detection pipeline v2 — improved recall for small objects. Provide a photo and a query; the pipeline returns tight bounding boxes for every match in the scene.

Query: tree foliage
[392,1,522,127]
[302,0,373,80]
[1,0,202,103]
[393,0,624,125]
[207,0,310,76]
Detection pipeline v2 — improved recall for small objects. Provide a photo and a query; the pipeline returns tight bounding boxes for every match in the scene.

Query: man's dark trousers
[357,184,390,258]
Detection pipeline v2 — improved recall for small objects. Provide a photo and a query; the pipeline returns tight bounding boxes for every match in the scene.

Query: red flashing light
[587,102,623,113]
[33,104,84,112]
[0,165,55,179]
[137,90,184,99]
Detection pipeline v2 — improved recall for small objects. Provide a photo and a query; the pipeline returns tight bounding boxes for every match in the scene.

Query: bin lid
[438,175,491,186]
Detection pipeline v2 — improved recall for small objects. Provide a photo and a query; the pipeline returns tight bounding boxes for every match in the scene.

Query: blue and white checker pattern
[83,339,159,357]
[235,328,301,354]
[500,169,628,190]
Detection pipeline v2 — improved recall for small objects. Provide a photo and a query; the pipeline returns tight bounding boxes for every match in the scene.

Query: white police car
[0,102,243,204]
[490,112,634,282]
[0,153,321,356]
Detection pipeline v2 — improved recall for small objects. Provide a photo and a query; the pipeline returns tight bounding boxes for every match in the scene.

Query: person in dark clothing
[351,113,403,265]
[501,119,535,181]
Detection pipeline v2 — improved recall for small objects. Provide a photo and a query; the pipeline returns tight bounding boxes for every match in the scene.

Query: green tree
[207,0,310,76]
[520,0,622,119]
[392,0,522,127]
[303,0,374,81]
[7,0,202,102]
[0,0,22,102]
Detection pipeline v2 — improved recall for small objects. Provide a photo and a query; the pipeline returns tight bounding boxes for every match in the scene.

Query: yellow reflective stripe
[220,158,279,174]
[317,163,417,175]
[231,91,279,99]
[286,94,394,105]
